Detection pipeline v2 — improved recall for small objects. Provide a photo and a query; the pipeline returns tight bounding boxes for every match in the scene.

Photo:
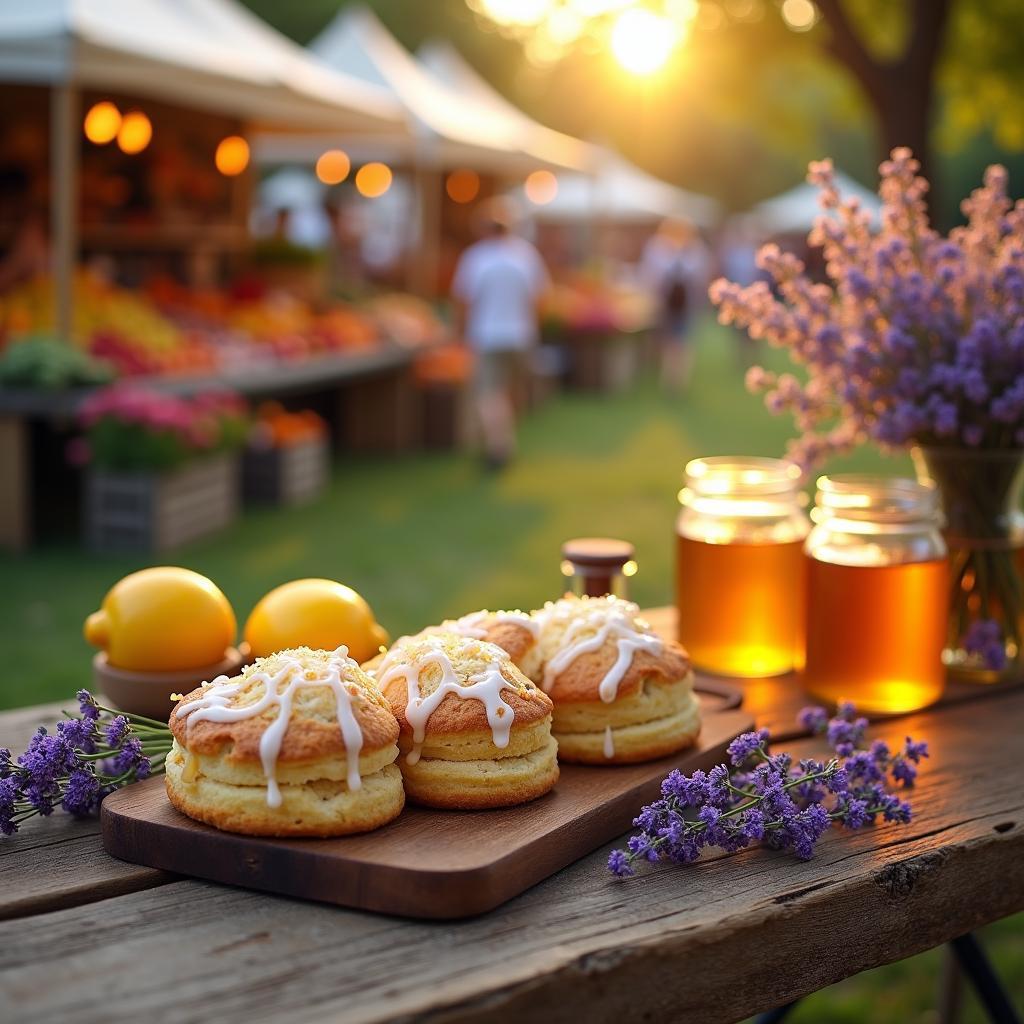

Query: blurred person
[640,218,709,395]
[452,200,549,470]
[0,165,49,293]
[718,216,762,370]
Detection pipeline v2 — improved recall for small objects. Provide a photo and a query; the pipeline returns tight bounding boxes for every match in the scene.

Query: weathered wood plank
[0,693,1020,1024]
[0,700,67,751]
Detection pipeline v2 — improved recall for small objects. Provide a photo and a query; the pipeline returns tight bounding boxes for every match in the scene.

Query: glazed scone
[166,646,404,837]
[362,609,538,675]
[375,632,558,809]
[526,595,700,765]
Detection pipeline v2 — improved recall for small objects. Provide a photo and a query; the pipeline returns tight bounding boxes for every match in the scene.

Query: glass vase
[912,446,1024,682]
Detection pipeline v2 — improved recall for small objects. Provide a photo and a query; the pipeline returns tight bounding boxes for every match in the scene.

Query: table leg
[938,944,964,1024]
[0,414,30,550]
[950,932,1021,1024]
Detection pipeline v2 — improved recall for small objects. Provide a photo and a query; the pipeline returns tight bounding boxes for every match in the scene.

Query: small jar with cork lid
[560,538,637,599]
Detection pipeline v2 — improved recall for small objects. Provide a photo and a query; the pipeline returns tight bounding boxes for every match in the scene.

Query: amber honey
[804,557,948,714]
[676,534,806,677]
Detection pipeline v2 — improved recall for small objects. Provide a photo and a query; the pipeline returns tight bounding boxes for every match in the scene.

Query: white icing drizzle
[173,647,366,808]
[441,609,540,640]
[377,639,517,765]
[535,600,663,703]
[603,725,615,760]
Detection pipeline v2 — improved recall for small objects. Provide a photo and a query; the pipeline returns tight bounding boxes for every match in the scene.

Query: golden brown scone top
[170,646,399,763]
[525,595,692,702]
[544,641,691,703]
[381,610,538,669]
[376,632,552,736]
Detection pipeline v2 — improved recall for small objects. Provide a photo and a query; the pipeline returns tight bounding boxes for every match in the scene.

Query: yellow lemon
[84,567,236,672]
[244,579,389,663]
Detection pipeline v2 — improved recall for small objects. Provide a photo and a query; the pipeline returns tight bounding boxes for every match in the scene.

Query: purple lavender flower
[726,729,769,767]
[607,849,633,878]
[797,706,829,734]
[77,689,100,722]
[1,689,172,838]
[0,777,18,835]
[609,702,926,877]
[62,769,102,816]
[963,619,1007,670]
[710,151,1024,467]
[903,739,929,763]
[104,716,130,749]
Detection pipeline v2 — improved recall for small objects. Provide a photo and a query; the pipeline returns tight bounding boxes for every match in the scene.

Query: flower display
[608,702,926,877]
[711,149,1024,678]
[710,149,1024,466]
[75,385,248,471]
[0,691,170,835]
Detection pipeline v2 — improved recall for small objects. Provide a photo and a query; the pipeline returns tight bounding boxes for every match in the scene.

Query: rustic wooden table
[1,608,1022,1024]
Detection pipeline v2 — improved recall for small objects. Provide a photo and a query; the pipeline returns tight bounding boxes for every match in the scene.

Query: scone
[524,595,700,765]
[375,632,558,809]
[165,646,404,837]
[362,609,538,675]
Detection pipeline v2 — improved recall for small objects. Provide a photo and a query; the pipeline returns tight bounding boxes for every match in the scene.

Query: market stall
[0,0,440,551]
[255,5,595,295]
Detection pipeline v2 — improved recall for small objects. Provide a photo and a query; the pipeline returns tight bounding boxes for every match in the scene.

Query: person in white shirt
[640,218,709,395]
[452,202,550,469]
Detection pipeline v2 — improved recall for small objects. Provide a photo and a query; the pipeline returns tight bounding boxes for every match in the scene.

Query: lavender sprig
[0,690,171,836]
[608,703,927,878]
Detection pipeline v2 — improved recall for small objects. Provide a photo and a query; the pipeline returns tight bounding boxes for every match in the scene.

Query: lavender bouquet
[0,691,169,835]
[609,703,926,877]
[710,149,1024,678]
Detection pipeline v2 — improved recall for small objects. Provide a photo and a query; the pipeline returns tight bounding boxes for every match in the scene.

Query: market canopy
[750,170,882,234]
[0,0,405,132]
[510,150,720,228]
[256,5,593,173]
[419,41,717,227]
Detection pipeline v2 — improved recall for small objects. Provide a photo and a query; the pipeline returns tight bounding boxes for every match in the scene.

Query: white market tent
[255,5,593,174]
[418,41,718,228]
[751,170,882,234]
[0,0,406,334]
[509,150,720,228]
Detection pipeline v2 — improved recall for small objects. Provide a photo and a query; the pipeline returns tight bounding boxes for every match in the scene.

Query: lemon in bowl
[84,567,242,720]
[244,579,389,663]
[85,566,237,672]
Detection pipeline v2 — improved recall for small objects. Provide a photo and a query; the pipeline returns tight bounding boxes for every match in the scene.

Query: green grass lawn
[0,316,907,710]
[0,316,1019,1020]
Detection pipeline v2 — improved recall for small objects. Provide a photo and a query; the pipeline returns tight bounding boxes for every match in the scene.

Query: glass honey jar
[676,456,809,677]
[803,475,948,714]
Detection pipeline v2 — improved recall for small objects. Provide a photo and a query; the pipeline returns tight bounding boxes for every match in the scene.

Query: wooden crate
[418,383,473,451]
[242,438,329,506]
[85,454,238,553]
[564,331,639,393]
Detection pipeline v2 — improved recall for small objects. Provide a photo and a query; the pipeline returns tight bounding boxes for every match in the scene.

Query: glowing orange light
[214,135,249,176]
[117,111,152,155]
[446,168,481,204]
[316,149,351,185]
[524,169,558,205]
[781,0,818,30]
[83,101,122,145]
[355,162,393,198]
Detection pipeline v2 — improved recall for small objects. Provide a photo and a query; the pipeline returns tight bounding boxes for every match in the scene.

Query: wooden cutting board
[101,689,752,919]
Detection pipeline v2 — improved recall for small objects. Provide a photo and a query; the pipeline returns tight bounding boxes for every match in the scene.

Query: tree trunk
[816,0,952,213]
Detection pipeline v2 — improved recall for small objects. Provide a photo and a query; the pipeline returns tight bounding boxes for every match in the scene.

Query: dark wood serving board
[101,690,752,919]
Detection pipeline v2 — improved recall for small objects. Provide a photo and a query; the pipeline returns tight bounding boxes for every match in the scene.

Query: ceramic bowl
[93,645,249,721]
